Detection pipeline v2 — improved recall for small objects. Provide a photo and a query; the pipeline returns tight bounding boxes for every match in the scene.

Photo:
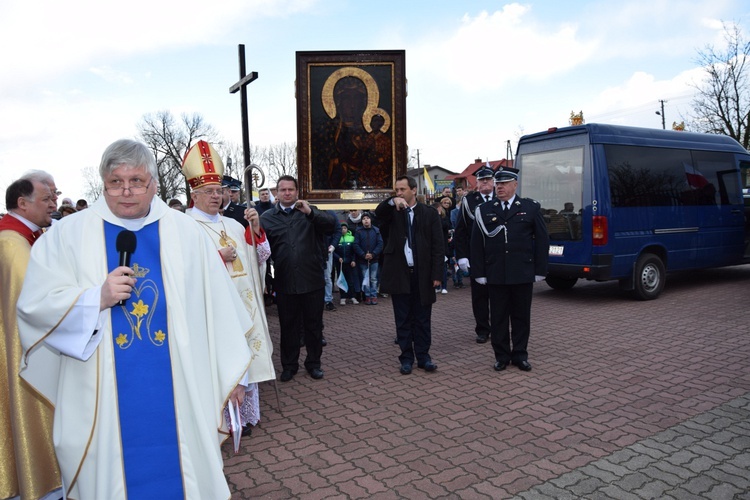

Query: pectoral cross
[229,44,258,194]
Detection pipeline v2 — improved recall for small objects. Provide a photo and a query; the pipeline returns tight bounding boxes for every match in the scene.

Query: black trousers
[391,270,433,366]
[488,282,533,363]
[276,288,324,372]
[470,277,491,338]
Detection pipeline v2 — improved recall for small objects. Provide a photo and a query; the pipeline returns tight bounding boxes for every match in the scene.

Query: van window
[519,146,583,241]
[690,151,741,206]
[606,145,691,207]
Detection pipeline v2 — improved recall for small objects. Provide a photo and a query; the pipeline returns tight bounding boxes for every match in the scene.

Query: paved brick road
[224,265,750,499]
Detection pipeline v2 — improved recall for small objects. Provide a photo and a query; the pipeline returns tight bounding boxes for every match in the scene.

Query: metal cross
[229,44,258,194]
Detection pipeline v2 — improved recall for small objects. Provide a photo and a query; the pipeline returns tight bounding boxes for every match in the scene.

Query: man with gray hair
[22,169,61,220]
[17,139,254,499]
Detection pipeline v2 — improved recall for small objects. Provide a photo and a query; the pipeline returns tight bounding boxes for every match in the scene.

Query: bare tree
[264,142,297,187]
[215,141,266,202]
[137,111,221,201]
[689,22,750,149]
[80,166,103,202]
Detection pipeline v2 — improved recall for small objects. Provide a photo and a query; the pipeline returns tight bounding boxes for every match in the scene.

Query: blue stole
[104,221,184,499]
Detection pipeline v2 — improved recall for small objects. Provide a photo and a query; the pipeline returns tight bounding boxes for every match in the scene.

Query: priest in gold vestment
[0,175,62,500]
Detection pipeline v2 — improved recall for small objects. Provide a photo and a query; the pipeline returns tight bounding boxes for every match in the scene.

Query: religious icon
[296,50,407,207]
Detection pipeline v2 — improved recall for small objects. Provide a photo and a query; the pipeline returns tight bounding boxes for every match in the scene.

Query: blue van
[515,123,750,299]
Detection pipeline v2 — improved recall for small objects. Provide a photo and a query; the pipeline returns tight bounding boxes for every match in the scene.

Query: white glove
[328,245,335,253]
[535,275,545,282]
[458,258,470,273]
[475,277,487,285]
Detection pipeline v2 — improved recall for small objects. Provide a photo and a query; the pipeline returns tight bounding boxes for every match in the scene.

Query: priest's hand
[230,384,246,406]
[101,266,136,310]
[244,207,261,235]
[220,245,237,263]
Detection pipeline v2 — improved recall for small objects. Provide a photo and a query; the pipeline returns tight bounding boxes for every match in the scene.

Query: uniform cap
[475,166,495,180]
[494,167,519,183]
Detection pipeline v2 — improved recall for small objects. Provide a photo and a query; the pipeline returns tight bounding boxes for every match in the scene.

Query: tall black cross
[229,44,258,195]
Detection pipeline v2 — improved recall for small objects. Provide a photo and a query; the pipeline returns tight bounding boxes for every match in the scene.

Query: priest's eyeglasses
[104,177,153,196]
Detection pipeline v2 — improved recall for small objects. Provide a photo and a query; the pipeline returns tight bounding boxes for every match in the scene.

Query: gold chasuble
[0,220,61,499]
[17,198,252,499]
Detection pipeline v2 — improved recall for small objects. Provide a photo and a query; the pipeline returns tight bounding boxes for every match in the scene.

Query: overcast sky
[1,0,749,207]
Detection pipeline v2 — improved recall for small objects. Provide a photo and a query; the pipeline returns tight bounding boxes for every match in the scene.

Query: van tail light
[592,216,608,246]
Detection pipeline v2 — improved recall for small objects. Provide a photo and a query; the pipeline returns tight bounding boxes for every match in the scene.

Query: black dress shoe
[241,425,253,437]
[279,369,296,382]
[418,361,437,372]
[400,364,412,375]
[321,337,327,347]
[512,360,532,371]
[476,335,489,344]
[494,361,509,371]
[308,368,324,379]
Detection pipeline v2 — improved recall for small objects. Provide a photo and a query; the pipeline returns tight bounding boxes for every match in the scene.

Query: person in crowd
[168,198,184,211]
[253,187,276,305]
[16,139,253,499]
[453,165,496,343]
[61,197,74,207]
[59,204,78,217]
[75,199,88,210]
[343,208,364,300]
[260,175,336,382]
[0,175,62,500]
[255,187,274,216]
[353,212,384,305]
[221,175,249,228]
[450,198,461,229]
[333,222,359,305]
[470,167,549,372]
[436,197,454,294]
[228,179,245,206]
[323,212,339,311]
[182,140,275,438]
[376,176,444,375]
[436,186,455,212]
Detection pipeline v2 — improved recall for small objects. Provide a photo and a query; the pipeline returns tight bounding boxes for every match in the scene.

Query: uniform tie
[503,201,509,216]
[283,207,293,214]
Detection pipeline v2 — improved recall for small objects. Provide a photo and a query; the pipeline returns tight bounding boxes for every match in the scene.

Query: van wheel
[632,253,665,300]
[545,276,578,290]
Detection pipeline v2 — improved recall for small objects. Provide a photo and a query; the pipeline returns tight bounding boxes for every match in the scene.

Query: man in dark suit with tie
[453,165,496,343]
[470,167,549,372]
[260,175,337,382]
[375,176,444,375]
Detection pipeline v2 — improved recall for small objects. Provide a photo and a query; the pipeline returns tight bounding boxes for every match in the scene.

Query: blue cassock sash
[105,221,184,499]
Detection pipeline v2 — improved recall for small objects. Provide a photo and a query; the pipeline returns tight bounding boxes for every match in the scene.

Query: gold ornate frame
[296,50,407,209]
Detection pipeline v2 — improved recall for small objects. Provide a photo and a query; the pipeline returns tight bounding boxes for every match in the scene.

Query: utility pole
[412,149,421,192]
[655,100,666,129]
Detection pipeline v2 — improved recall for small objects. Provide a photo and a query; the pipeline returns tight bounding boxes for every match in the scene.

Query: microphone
[115,230,137,306]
